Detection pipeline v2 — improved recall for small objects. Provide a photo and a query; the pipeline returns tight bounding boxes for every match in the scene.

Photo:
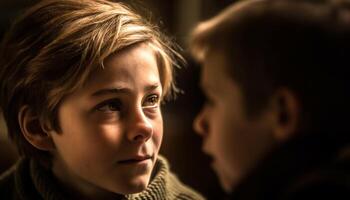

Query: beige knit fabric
[1,155,205,200]
[126,155,205,200]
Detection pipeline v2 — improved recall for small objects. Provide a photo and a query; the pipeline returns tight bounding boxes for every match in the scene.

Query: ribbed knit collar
[126,155,169,199]
[15,155,173,200]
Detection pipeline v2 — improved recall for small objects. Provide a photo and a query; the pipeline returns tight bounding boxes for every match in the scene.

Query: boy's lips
[117,155,153,164]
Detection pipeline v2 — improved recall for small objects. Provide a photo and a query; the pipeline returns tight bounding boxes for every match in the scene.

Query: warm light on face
[48,43,164,198]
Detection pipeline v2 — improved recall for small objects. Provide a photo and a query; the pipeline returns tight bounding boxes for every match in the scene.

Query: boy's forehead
[203,48,230,76]
[81,45,160,88]
[201,57,229,92]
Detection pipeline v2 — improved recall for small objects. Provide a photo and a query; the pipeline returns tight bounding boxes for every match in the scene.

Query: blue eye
[143,94,159,108]
[96,99,122,112]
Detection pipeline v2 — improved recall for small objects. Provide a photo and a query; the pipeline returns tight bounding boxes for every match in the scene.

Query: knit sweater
[0,155,205,200]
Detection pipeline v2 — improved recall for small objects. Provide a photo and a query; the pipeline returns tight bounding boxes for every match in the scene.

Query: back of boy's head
[191,0,350,135]
[0,0,180,162]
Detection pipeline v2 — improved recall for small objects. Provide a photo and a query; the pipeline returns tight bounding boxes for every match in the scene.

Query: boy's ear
[18,106,56,151]
[271,88,300,142]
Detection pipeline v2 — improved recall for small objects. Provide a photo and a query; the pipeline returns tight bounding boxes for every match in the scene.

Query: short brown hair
[190,0,350,132]
[0,0,182,161]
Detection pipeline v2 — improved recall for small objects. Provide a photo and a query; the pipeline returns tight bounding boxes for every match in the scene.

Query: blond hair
[0,0,182,161]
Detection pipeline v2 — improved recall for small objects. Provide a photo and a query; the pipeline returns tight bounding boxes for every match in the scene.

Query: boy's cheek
[150,131,162,153]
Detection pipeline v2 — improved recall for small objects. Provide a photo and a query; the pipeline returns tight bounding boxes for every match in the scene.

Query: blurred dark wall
[0,0,238,198]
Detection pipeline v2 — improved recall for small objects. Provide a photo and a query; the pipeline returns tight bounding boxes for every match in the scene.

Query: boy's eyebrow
[91,88,131,97]
[145,83,160,92]
[91,84,160,97]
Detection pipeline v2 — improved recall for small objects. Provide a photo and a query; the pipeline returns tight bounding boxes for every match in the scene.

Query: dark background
[0,0,237,198]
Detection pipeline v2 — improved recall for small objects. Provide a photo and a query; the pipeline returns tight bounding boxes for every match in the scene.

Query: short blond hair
[0,0,182,161]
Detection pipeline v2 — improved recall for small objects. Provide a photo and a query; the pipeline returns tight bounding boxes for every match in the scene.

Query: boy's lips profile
[117,155,153,164]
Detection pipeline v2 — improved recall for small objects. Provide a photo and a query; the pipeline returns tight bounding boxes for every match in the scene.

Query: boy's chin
[116,174,151,195]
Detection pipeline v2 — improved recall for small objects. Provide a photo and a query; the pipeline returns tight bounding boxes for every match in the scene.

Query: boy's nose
[127,108,153,143]
[193,109,209,137]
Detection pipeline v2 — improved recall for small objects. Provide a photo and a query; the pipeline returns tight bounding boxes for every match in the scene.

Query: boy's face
[49,43,163,196]
[194,49,275,192]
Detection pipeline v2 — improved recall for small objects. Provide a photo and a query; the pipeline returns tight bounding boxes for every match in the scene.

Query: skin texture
[48,43,163,199]
[194,49,276,192]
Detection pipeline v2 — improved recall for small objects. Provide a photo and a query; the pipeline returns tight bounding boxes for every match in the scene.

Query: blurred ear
[271,88,300,142]
[18,106,55,151]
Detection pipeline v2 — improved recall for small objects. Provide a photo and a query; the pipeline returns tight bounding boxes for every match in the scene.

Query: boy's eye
[203,94,215,107]
[96,99,122,112]
[143,94,159,108]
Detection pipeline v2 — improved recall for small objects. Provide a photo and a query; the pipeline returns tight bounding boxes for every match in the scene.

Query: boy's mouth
[117,155,153,164]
